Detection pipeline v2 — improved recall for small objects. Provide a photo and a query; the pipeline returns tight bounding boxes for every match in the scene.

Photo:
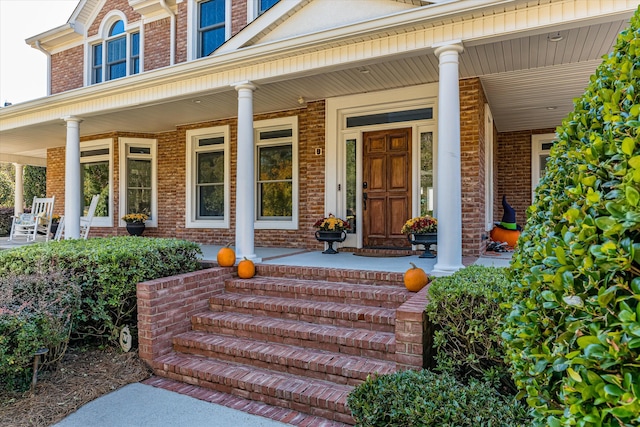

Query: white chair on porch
[55,194,99,240]
[8,196,56,242]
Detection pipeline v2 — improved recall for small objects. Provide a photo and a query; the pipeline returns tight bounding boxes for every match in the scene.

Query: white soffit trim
[2,0,636,131]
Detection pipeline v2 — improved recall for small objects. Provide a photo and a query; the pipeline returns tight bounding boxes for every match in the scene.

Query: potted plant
[401,215,437,258]
[122,213,149,236]
[313,214,350,254]
[50,214,61,236]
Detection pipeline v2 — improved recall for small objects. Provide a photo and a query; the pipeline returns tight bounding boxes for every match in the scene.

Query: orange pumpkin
[490,227,521,247]
[217,242,236,267]
[403,262,429,292]
[237,257,256,279]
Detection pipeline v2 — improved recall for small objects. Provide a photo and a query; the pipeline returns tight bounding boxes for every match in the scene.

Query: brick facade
[144,18,172,71]
[48,102,327,249]
[50,46,84,95]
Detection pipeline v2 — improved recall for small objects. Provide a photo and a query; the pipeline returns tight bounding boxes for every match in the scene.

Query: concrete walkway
[52,383,290,427]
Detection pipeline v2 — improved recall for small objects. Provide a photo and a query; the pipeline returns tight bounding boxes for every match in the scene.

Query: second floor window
[198,0,225,57]
[259,0,279,14]
[92,20,140,84]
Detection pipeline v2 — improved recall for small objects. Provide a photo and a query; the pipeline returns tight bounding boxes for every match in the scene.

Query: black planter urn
[126,223,146,236]
[315,230,347,254]
[407,232,437,258]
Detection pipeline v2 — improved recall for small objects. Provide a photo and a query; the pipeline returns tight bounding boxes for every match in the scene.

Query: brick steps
[191,311,396,361]
[154,352,355,424]
[209,293,397,332]
[225,277,408,308]
[173,331,397,384]
[142,377,350,427]
[143,271,422,426]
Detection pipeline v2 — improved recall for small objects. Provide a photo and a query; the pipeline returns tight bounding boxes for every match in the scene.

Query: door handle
[363,193,367,210]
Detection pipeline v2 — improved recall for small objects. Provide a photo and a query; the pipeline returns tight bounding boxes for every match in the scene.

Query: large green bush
[0,237,202,344]
[426,265,515,394]
[503,7,640,426]
[0,171,13,206]
[0,206,14,236]
[347,369,529,427]
[0,271,81,392]
[23,166,46,204]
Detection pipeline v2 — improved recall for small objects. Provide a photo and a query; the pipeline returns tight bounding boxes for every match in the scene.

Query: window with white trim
[254,117,298,230]
[119,138,157,227]
[186,126,230,228]
[198,0,226,57]
[80,139,112,227]
[91,18,140,84]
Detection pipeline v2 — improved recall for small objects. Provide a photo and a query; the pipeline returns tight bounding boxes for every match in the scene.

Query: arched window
[91,19,140,84]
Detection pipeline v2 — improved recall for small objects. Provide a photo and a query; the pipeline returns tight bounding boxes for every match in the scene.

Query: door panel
[363,128,411,248]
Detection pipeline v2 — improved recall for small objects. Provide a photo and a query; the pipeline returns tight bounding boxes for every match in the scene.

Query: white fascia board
[0,153,47,167]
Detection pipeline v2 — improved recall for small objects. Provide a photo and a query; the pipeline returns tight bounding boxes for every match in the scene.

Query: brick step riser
[209,297,396,332]
[154,356,355,424]
[209,303,395,333]
[172,336,396,385]
[190,320,397,362]
[224,280,408,309]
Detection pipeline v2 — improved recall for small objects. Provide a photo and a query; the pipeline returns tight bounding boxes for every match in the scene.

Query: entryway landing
[198,245,513,272]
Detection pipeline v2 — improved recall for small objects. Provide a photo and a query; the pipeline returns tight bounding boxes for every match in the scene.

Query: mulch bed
[0,347,152,427]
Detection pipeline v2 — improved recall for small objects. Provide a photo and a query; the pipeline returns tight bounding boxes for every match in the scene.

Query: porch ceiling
[0,15,631,162]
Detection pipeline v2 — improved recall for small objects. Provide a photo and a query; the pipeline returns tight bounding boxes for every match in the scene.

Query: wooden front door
[363,128,411,248]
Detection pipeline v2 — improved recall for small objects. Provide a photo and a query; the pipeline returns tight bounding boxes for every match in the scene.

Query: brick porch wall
[496,127,556,227]
[137,267,234,366]
[459,77,490,257]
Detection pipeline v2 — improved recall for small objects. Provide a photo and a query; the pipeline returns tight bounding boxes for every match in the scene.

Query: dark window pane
[259,145,292,180]
[131,33,139,56]
[198,185,224,218]
[259,129,292,139]
[81,148,110,157]
[109,20,124,36]
[197,152,224,184]
[199,136,224,147]
[129,147,150,155]
[259,182,292,217]
[127,189,151,215]
[81,161,109,217]
[346,139,356,233]
[346,108,433,128]
[200,27,225,57]
[93,44,102,66]
[200,0,224,27]
[127,159,152,188]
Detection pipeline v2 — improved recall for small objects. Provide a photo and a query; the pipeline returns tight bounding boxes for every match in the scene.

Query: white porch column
[432,42,465,276]
[63,116,82,239]
[13,163,24,216]
[233,82,260,262]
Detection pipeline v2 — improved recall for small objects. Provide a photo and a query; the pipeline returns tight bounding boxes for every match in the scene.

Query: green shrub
[0,237,202,344]
[0,206,14,236]
[426,265,515,394]
[0,271,81,392]
[502,7,640,427]
[347,369,530,427]
[0,171,13,207]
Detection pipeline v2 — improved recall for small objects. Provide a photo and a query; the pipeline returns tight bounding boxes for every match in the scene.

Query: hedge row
[0,237,202,344]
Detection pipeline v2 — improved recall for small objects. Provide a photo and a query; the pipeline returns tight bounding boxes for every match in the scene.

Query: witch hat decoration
[497,195,521,231]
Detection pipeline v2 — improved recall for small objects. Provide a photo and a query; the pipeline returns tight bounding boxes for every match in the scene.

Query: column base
[430,262,465,277]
